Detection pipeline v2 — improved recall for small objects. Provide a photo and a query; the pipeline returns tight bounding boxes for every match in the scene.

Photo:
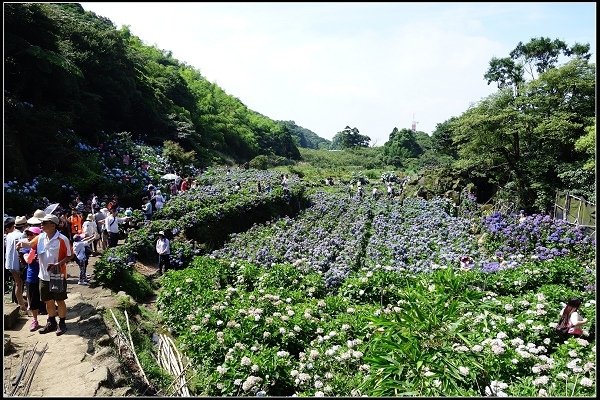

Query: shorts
[26,281,41,310]
[40,279,68,302]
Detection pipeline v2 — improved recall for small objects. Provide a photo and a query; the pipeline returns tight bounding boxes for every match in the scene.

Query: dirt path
[3,252,157,397]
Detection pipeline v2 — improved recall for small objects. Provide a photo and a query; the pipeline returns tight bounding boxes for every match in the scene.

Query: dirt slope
[3,254,149,397]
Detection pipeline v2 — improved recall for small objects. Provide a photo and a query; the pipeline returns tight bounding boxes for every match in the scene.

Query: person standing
[20,214,73,335]
[22,226,43,331]
[72,235,91,285]
[69,210,83,237]
[155,231,171,275]
[91,193,99,212]
[105,208,130,248]
[82,213,100,255]
[95,207,108,252]
[142,197,153,221]
[154,190,165,210]
[4,216,28,311]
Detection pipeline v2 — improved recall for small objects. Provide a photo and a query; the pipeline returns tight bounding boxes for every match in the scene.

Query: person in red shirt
[180,177,189,192]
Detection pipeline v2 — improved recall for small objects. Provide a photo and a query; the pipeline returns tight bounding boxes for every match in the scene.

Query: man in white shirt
[105,208,130,248]
[155,231,171,275]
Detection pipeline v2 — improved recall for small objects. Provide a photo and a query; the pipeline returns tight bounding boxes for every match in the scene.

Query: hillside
[4,3,306,183]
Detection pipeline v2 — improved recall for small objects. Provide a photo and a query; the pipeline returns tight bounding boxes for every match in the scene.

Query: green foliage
[249,154,293,170]
[574,123,595,172]
[361,268,484,396]
[278,120,331,149]
[330,126,371,149]
[382,128,423,168]
[162,140,197,175]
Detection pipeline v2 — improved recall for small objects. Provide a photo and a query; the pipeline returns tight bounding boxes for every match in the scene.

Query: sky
[80,2,596,146]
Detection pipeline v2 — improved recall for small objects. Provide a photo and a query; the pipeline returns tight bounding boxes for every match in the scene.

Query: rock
[80,314,103,325]
[92,347,114,362]
[97,334,112,347]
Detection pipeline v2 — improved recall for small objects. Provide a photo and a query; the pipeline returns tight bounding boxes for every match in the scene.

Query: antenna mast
[411,113,419,132]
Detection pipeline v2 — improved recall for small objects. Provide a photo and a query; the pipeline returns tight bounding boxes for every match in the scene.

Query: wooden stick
[124,311,150,387]
[11,343,38,396]
[166,335,190,396]
[23,343,48,396]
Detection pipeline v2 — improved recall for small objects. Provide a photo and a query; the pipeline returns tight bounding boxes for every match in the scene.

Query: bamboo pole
[11,343,38,396]
[124,311,150,387]
[22,343,48,396]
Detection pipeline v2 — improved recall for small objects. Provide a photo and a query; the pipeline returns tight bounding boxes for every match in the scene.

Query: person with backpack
[72,234,92,285]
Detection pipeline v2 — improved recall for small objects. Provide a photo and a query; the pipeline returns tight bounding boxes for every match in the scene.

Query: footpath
[3,253,151,397]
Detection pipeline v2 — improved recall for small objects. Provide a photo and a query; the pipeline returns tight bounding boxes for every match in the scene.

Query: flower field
[154,185,596,396]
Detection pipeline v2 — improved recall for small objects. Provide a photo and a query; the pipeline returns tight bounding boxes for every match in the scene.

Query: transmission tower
[411,113,419,132]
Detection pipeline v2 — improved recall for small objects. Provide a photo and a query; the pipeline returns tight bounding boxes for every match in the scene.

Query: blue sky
[80,2,596,146]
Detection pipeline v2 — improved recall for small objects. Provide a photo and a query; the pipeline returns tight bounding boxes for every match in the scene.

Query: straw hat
[27,209,46,225]
[15,216,27,227]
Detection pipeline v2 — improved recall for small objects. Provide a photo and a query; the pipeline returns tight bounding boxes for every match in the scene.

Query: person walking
[72,234,92,285]
[19,214,73,335]
[154,190,165,210]
[155,231,171,275]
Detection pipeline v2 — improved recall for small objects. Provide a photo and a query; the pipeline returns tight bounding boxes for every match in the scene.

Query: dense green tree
[454,59,595,210]
[278,120,331,149]
[382,128,423,168]
[484,36,591,95]
[431,117,459,159]
[162,140,197,175]
[330,126,370,149]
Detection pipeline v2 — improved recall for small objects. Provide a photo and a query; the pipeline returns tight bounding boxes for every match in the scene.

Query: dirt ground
[3,251,159,397]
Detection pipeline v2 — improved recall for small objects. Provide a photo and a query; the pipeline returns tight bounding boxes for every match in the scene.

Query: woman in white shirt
[557,298,587,337]
[82,214,99,255]
[154,190,165,210]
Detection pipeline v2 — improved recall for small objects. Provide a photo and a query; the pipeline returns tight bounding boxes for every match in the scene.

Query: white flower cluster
[242,375,263,392]
[485,380,508,396]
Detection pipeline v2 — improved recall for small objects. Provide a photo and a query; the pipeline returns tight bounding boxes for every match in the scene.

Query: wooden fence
[553,191,596,230]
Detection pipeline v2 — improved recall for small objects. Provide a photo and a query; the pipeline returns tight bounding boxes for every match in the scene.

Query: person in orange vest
[68,210,83,236]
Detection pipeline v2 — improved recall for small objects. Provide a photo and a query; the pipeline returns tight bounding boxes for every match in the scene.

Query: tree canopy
[330,126,371,149]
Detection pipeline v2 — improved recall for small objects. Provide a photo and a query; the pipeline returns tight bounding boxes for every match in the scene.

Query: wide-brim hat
[87,214,94,221]
[40,214,59,225]
[27,216,42,225]
[33,209,46,218]
[15,216,27,227]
